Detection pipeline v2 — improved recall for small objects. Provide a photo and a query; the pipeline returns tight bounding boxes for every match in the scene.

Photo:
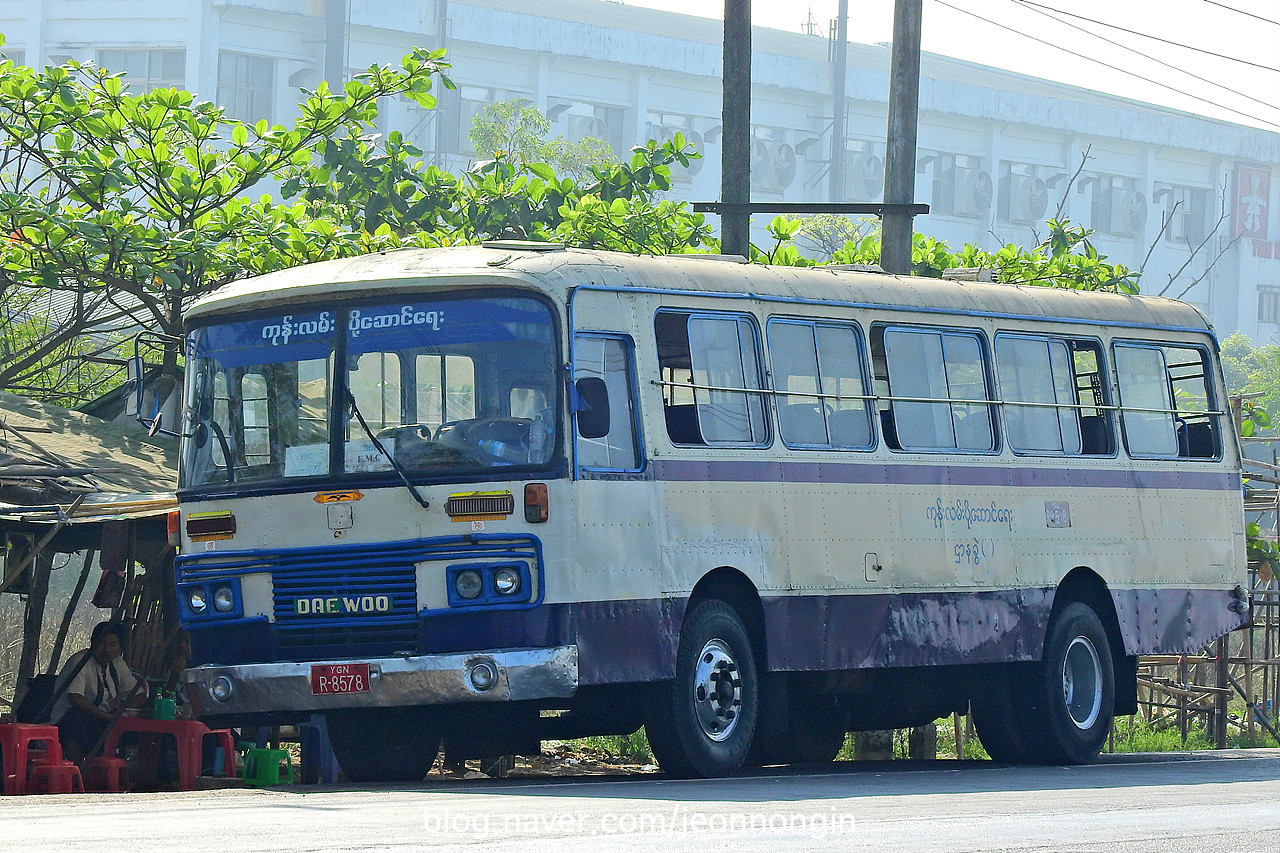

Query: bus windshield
[181,293,559,489]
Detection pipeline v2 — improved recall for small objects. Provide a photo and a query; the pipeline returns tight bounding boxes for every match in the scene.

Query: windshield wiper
[345,389,431,511]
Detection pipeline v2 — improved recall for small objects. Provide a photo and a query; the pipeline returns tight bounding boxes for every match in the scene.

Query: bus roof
[186,245,1214,335]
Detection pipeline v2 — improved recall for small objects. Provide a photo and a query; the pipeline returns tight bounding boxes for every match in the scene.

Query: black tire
[756,695,848,766]
[1027,601,1115,764]
[326,707,442,782]
[646,599,759,779]
[970,662,1039,763]
[972,601,1115,765]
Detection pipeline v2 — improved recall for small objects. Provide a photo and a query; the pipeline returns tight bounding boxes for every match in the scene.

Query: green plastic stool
[242,748,293,787]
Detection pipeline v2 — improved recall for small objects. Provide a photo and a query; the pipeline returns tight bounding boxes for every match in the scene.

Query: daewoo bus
[175,243,1248,780]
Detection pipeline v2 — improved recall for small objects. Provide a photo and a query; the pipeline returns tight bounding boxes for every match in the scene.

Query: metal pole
[722,0,752,258]
[881,0,922,274]
[828,0,849,202]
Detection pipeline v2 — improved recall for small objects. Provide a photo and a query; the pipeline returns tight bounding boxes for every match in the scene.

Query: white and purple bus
[175,244,1247,779]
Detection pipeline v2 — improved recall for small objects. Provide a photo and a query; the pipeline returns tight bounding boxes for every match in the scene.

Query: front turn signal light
[524,483,549,523]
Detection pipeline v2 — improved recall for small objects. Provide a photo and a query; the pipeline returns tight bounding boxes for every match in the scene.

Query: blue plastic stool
[299,715,341,784]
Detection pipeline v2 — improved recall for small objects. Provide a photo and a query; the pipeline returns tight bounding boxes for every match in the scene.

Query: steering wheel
[457,417,533,464]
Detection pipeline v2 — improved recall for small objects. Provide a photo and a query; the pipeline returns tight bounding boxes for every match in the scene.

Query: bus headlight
[213,585,235,613]
[210,675,235,702]
[455,570,483,600]
[494,567,521,596]
[189,587,208,614]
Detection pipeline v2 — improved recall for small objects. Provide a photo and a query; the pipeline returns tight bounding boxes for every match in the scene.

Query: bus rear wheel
[646,599,759,779]
[972,601,1114,765]
[326,707,442,782]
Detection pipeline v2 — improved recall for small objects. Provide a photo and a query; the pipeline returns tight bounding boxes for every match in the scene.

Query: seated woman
[50,621,147,763]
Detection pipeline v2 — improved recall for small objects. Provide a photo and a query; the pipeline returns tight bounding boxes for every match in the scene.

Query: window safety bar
[654,380,1227,419]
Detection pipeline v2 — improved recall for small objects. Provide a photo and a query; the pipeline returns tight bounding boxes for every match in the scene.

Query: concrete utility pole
[324,0,349,87]
[722,1,752,258]
[881,0,922,274]
[828,0,849,203]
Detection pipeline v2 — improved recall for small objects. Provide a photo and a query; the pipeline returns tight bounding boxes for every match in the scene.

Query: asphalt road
[4,749,1280,853]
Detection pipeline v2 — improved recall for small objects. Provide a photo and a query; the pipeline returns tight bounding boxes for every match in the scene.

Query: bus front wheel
[326,707,442,782]
[647,599,759,779]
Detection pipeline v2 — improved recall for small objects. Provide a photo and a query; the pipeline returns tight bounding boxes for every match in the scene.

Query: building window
[2,48,25,67]
[1154,184,1210,244]
[96,49,185,92]
[217,52,274,123]
[1259,288,1280,325]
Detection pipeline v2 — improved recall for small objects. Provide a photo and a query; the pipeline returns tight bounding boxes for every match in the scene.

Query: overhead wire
[1014,0,1280,76]
[1199,0,1280,28]
[1008,0,1280,121]
[927,0,1280,133]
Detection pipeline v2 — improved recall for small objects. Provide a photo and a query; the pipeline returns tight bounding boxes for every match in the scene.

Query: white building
[5,0,1280,341]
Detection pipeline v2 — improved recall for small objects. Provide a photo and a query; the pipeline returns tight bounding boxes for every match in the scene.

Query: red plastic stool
[28,759,84,795]
[205,729,238,778]
[83,756,131,793]
[0,723,64,795]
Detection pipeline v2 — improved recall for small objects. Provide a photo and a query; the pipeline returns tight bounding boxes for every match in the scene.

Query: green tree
[757,214,1138,293]
[468,100,617,180]
[0,38,450,392]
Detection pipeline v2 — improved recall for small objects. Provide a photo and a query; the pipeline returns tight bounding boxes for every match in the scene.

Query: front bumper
[183,645,577,717]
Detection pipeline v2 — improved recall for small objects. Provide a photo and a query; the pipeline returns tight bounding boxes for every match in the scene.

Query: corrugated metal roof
[0,391,177,496]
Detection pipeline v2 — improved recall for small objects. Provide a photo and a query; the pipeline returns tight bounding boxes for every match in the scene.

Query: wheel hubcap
[693,638,742,742]
[1062,635,1103,730]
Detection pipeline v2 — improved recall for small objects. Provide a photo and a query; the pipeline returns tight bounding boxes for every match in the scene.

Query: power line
[1016,0,1280,76]
[1009,0,1280,121]
[927,0,1280,133]
[1200,0,1280,28]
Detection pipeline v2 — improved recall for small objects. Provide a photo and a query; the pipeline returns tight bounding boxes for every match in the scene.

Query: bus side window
[1114,344,1179,457]
[573,334,641,470]
[875,325,995,452]
[767,319,873,449]
[996,335,1112,456]
[655,310,768,447]
[1162,344,1220,459]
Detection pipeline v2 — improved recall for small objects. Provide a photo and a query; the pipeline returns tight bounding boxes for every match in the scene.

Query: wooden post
[48,549,96,673]
[1214,636,1230,748]
[721,0,752,257]
[880,0,922,274]
[15,549,52,699]
[1178,655,1188,743]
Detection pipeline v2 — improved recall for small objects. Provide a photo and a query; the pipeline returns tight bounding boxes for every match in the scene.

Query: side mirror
[124,354,145,418]
[574,377,610,439]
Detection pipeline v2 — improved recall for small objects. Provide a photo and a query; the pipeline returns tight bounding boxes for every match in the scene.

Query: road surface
[4,749,1279,852]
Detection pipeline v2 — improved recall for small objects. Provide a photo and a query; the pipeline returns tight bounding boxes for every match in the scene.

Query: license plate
[310,663,371,695]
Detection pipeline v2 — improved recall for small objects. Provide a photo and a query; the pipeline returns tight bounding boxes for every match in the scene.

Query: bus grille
[176,534,542,659]
[270,557,418,654]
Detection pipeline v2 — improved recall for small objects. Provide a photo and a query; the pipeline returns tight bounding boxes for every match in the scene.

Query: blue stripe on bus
[642,459,1240,491]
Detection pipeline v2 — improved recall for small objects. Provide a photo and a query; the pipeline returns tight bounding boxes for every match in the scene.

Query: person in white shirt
[52,621,146,763]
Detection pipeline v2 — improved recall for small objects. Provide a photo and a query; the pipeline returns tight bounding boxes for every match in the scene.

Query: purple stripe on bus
[648,459,1239,491]
[409,587,1244,685]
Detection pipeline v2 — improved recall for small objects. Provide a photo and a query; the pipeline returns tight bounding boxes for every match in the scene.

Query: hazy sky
[616,0,1280,132]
